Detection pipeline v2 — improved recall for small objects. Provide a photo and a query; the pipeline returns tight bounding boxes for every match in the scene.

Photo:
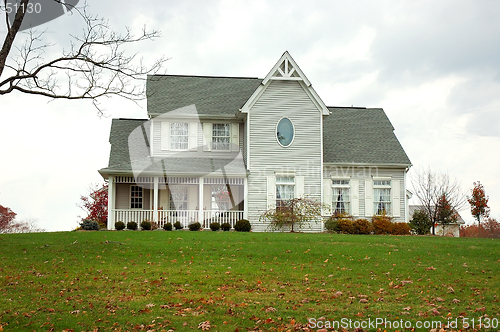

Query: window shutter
[231,123,239,152]
[203,123,212,151]
[365,179,373,216]
[189,122,198,151]
[295,176,304,198]
[266,176,276,209]
[161,122,170,150]
[323,178,332,215]
[392,180,401,217]
[351,179,360,216]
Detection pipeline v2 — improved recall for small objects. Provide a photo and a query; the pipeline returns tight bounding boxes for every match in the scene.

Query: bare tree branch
[410,167,466,234]
[0,0,167,114]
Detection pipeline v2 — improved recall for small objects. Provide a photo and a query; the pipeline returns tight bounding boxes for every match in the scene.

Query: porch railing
[113,209,244,230]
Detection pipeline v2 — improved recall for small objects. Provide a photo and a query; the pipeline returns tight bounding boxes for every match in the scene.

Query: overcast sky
[1,0,499,231]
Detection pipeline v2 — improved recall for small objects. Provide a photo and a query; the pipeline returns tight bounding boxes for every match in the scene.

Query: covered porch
[107,176,246,230]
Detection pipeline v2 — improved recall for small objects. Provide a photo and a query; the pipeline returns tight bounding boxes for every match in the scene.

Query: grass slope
[0,231,499,331]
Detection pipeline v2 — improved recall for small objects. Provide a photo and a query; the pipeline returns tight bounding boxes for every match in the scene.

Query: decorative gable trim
[240,51,330,116]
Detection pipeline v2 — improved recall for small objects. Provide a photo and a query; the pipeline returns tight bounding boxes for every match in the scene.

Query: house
[98,51,412,231]
[409,205,465,237]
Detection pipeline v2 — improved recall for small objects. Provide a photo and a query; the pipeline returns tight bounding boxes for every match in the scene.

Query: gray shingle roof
[101,156,247,176]
[147,75,263,116]
[101,81,412,177]
[323,107,412,166]
[107,118,150,168]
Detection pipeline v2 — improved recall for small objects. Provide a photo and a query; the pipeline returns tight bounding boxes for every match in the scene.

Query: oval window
[276,117,294,147]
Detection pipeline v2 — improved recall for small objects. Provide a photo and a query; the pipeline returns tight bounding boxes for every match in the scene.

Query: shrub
[210,222,221,231]
[409,210,432,235]
[115,221,125,231]
[234,219,251,232]
[80,219,99,230]
[337,218,354,234]
[391,222,411,235]
[127,221,138,230]
[163,222,173,231]
[353,219,372,234]
[460,218,500,238]
[221,222,231,231]
[140,220,152,230]
[324,217,339,233]
[372,215,392,235]
[260,197,323,232]
[188,222,201,231]
[173,221,183,230]
[151,222,159,230]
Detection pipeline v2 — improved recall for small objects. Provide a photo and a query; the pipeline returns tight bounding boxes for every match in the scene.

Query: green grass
[0,231,499,331]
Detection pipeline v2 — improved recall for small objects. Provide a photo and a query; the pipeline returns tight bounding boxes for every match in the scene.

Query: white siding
[151,120,241,159]
[247,80,323,232]
[323,166,407,223]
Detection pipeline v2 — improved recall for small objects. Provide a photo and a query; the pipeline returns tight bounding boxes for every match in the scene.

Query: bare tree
[411,168,466,235]
[1,0,166,114]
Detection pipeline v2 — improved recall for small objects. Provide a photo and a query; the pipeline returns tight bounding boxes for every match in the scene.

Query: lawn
[0,231,499,331]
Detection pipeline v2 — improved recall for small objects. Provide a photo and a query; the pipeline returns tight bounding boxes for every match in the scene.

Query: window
[374,180,391,215]
[170,123,189,150]
[212,123,231,150]
[276,175,295,208]
[332,179,350,214]
[211,185,231,211]
[130,185,143,209]
[169,185,188,210]
[276,117,294,147]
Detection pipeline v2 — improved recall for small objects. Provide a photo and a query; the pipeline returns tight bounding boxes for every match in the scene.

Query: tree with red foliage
[0,204,17,232]
[467,181,490,226]
[79,183,108,228]
[436,192,458,235]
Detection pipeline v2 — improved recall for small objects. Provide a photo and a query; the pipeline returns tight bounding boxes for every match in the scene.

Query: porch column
[198,177,204,223]
[107,175,115,229]
[243,177,248,219]
[153,177,159,223]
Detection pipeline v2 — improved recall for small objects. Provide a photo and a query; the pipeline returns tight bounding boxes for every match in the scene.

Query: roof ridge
[148,74,262,80]
[327,106,367,109]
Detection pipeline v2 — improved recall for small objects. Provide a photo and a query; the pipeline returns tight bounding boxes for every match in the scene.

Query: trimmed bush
[151,222,159,230]
[127,221,138,231]
[80,219,99,230]
[372,215,392,235]
[210,222,221,231]
[163,222,173,231]
[221,222,231,231]
[324,217,339,233]
[115,221,125,231]
[391,222,411,235]
[337,218,354,234]
[173,221,183,230]
[188,222,201,231]
[353,218,372,235]
[234,219,251,232]
[140,220,152,230]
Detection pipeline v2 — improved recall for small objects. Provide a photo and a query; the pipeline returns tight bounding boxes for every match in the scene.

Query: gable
[323,107,412,166]
[240,51,329,115]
